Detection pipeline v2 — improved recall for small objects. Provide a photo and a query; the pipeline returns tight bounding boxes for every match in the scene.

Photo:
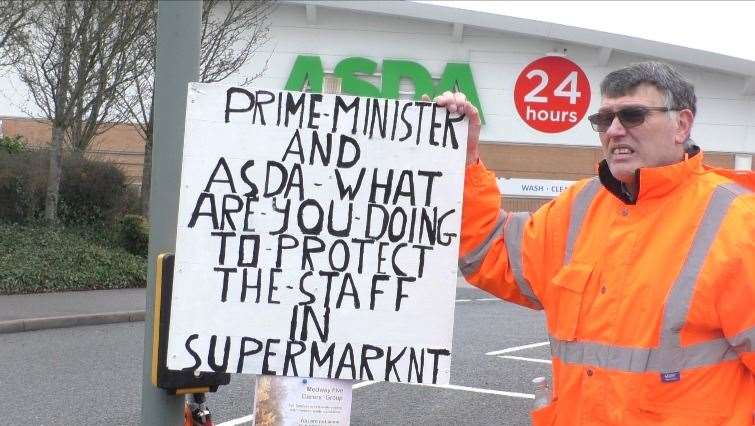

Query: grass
[0,222,146,294]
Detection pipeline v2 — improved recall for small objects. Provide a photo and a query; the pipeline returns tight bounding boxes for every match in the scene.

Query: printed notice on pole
[166,83,467,384]
[253,376,352,425]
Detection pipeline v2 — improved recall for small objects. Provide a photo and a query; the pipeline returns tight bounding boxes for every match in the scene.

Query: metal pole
[141,1,201,424]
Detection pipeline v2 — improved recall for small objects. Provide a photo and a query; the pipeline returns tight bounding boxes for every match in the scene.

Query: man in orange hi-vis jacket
[436,61,754,425]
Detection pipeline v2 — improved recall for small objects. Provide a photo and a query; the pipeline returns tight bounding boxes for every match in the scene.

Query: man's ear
[675,109,694,144]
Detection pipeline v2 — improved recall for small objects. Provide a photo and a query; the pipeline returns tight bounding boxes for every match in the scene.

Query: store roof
[288,1,755,94]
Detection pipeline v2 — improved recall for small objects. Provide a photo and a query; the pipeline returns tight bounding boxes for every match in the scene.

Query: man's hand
[433,91,481,166]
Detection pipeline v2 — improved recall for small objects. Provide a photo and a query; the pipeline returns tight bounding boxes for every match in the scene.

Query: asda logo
[284,55,484,122]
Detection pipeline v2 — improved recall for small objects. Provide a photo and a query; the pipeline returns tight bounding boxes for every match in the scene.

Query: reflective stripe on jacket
[459,152,754,425]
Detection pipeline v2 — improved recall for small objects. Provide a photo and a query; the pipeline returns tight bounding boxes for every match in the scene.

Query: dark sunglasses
[588,106,679,132]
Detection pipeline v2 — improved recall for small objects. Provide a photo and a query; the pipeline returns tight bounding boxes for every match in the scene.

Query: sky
[420,1,755,62]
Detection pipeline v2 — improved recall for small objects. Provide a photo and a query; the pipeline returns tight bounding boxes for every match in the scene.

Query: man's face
[598,84,691,184]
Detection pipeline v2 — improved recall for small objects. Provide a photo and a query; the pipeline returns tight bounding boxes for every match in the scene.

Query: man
[436,61,754,425]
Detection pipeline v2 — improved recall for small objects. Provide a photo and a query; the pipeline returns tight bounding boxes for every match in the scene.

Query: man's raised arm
[435,91,544,310]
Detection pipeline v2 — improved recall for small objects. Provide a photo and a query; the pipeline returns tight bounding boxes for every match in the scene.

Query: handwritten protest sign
[166,84,467,384]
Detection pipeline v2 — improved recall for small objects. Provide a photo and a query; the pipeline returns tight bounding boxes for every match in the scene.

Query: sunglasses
[588,106,679,132]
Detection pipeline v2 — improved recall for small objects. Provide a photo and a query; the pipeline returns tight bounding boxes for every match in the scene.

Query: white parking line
[404,382,534,399]
[499,355,552,364]
[352,380,377,389]
[486,341,549,356]
[353,380,533,400]
[456,298,499,303]
[217,414,254,426]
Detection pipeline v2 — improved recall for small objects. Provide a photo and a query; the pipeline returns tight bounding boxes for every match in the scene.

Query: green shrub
[57,154,134,225]
[0,150,138,225]
[0,150,47,222]
[0,223,147,294]
[0,135,26,153]
[119,214,149,257]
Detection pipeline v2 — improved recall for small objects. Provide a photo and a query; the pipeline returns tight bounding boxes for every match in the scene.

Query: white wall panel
[477,88,514,118]
[692,124,749,153]
[696,98,755,126]
[481,114,599,147]
[283,5,453,36]
[693,69,747,99]
[470,61,525,91]
[744,127,755,154]
[269,27,469,64]
[234,51,300,80]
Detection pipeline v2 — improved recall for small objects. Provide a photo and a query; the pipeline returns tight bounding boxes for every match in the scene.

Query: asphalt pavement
[0,276,475,334]
[0,285,550,425]
[0,288,146,333]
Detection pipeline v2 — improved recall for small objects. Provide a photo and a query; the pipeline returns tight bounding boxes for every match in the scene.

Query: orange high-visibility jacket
[459,151,754,425]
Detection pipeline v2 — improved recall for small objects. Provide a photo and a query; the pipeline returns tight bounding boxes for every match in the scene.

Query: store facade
[243,1,755,209]
[2,1,753,210]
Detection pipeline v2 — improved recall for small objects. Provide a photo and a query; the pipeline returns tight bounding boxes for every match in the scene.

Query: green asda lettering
[284,56,485,123]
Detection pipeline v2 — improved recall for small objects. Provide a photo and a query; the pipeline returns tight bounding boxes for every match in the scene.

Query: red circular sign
[514,56,591,133]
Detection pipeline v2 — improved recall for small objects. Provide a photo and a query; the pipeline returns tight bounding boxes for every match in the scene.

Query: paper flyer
[253,376,352,425]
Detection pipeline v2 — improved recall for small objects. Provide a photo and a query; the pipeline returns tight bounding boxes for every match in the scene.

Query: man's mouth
[611,145,635,158]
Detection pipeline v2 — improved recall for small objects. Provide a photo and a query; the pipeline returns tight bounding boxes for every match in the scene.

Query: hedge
[0,223,147,294]
[0,149,140,225]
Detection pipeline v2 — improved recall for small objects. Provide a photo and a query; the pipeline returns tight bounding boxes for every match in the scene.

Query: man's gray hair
[600,61,697,116]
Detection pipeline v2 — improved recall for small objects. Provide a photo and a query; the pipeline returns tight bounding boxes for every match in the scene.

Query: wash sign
[498,177,576,198]
[167,84,468,385]
[285,55,485,122]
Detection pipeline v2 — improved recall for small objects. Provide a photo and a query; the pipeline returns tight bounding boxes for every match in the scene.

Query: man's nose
[604,115,627,138]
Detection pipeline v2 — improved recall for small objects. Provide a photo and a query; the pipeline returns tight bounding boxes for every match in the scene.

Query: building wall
[1,3,752,204]
[482,142,736,210]
[236,4,755,154]
[480,142,736,180]
[0,117,145,184]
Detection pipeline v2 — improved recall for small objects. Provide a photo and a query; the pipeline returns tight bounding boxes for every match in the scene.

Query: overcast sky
[420,1,755,62]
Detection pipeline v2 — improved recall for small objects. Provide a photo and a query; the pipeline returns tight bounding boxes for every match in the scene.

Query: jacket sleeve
[458,161,547,309]
[458,161,586,311]
[459,161,542,309]
[715,195,755,375]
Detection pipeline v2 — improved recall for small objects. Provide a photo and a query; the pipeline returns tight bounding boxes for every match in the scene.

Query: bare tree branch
[199,0,276,84]
[0,0,43,67]
[118,0,275,216]
[12,0,154,223]
[66,2,152,151]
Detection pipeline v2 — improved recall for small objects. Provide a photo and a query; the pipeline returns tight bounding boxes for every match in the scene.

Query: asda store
[242,1,755,210]
[2,1,753,211]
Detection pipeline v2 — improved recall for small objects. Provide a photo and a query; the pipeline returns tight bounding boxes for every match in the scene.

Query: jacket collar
[598,145,703,205]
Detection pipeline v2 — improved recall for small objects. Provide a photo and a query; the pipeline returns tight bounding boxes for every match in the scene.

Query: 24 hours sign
[514,56,591,133]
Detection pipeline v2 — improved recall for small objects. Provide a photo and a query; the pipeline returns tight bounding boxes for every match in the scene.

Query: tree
[121,0,275,216]
[0,0,41,68]
[12,0,152,223]
[64,2,155,153]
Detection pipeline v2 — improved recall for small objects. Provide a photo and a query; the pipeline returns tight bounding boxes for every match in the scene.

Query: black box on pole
[150,253,230,395]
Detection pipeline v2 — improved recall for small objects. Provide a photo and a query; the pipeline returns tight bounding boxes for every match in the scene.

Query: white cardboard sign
[166,84,468,384]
